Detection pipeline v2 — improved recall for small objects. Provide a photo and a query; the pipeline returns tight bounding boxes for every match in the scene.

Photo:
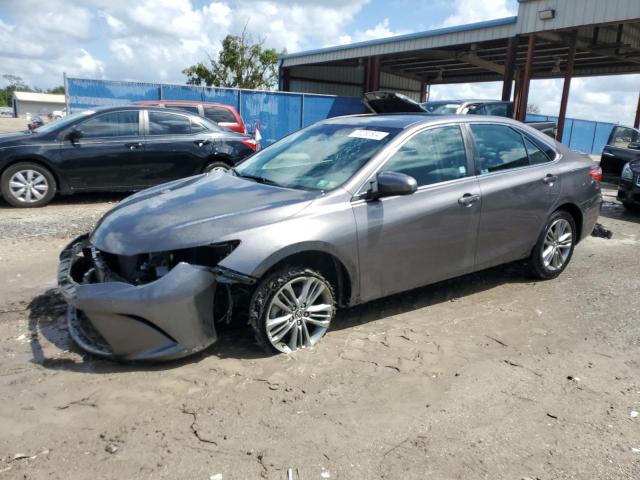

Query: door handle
[458,193,480,207]
[125,142,143,150]
[194,139,211,147]
[542,174,558,185]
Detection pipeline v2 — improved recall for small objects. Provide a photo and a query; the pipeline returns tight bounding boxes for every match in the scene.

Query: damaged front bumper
[58,234,253,361]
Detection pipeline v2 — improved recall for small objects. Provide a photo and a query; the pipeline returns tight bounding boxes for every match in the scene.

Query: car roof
[321,113,461,128]
[136,100,234,109]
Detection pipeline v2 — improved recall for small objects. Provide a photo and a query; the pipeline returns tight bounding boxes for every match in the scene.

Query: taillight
[589,165,602,182]
[242,138,259,151]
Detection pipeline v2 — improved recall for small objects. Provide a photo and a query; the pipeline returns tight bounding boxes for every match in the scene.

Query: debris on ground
[591,223,613,239]
[104,443,119,454]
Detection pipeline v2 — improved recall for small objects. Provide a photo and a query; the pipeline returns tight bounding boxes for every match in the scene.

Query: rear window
[204,106,236,123]
[470,124,529,173]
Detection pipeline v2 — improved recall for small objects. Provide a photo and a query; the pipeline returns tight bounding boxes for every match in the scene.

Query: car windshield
[32,110,95,134]
[234,123,402,191]
[422,102,461,114]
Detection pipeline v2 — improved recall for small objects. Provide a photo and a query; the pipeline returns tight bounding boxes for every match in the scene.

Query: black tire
[528,209,576,280]
[1,162,57,207]
[203,161,230,174]
[249,266,336,354]
[622,202,638,212]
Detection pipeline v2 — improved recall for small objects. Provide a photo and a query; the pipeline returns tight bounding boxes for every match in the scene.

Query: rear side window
[80,111,139,138]
[382,125,468,186]
[610,126,639,148]
[190,119,207,134]
[523,137,551,165]
[470,124,529,174]
[204,106,236,123]
[166,105,200,115]
[148,111,191,135]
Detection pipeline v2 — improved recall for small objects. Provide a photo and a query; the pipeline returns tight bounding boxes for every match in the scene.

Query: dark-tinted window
[610,126,639,148]
[524,136,551,165]
[148,112,191,135]
[166,105,200,115]
[382,125,468,186]
[190,119,207,134]
[471,124,529,174]
[80,111,139,138]
[204,106,235,123]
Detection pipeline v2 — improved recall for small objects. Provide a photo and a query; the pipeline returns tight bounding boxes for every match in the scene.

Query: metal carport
[280,0,640,137]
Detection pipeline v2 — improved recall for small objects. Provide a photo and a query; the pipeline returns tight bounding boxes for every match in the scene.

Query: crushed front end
[58,234,253,361]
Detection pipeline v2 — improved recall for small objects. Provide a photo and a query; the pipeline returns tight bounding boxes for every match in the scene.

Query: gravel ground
[0,185,639,479]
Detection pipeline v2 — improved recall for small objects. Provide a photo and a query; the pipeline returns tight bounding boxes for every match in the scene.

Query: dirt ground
[0,183,639,480]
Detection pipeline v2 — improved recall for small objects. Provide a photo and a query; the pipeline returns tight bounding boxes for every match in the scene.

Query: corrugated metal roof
[281,17,518,67]
[12,91,65,103]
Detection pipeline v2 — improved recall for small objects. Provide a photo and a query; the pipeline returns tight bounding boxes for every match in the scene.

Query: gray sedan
[58,114,602,361]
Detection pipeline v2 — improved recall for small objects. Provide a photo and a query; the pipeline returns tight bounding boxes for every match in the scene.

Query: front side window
[148,111,191,135]
[234,123,401,191]
[80,111,139,138]
[470,124,529,174]
[381,125,468,186]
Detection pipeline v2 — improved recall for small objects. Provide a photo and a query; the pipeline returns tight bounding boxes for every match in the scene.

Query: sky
[0,0,637,124]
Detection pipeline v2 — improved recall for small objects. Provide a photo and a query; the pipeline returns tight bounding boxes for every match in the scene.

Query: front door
[58,110,146,190]
[352,124,481,302]
[468,123,562,269]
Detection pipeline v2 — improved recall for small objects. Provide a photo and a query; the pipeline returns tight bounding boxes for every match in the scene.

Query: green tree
[183,29,283,90]
[48,86,65,94]
[0,74,31,106]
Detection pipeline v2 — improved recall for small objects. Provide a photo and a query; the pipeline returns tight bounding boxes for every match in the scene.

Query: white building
[12,91,65,118]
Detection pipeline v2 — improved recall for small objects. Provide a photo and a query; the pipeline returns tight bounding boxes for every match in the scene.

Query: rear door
[469,123,561,270]
[58,110,146,190]
[141,110,214,185]
[601,126,640,179]
[352,124,481,302]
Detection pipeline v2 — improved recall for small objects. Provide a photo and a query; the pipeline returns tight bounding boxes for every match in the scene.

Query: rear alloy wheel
[528,210,576,279]
[1,162,56,207]
[250,267,336,354]
[203,161,230,174]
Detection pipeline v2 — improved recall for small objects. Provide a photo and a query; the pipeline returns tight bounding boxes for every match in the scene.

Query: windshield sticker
[349,130,389,141]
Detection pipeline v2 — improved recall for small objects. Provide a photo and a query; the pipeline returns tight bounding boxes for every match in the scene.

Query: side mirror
[628,142,640,151]
[66,128,82,143]
[367,171,417,200]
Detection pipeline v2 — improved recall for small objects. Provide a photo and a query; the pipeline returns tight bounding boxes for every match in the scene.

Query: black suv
[600,125,640,181]
[0,106,258,207]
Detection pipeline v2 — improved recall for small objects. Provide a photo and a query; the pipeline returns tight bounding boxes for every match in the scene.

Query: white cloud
[442,0,517,27]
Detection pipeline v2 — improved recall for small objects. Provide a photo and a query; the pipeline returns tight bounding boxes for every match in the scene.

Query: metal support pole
[517,34,535,122]
[63,71,69,113]
[282,68,290,91]
[364,57,381,92]
[557,31,577,142]
[502,37,517,102]
[634,92,640,129]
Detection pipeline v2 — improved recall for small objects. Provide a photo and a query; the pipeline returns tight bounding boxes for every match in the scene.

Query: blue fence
[526,113,615,154]
[66,78,366,146]
[67,78,615,153]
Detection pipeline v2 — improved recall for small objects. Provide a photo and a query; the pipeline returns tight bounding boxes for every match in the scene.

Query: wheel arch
[555,203,584,243]
[1,157,62,191]
[251,245,355,308]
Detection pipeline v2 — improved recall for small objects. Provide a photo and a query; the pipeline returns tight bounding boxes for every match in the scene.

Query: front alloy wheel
[1,162,57,207]
[250,268,336,354]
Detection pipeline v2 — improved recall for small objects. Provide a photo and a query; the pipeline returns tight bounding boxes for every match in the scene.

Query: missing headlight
[99,241,240,285]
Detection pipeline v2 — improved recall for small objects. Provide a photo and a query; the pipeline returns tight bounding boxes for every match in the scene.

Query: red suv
[135,101,246,134]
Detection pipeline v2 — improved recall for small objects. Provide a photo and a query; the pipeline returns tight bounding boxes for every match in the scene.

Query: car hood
[90,173,319,256]
[0,131,30,144]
